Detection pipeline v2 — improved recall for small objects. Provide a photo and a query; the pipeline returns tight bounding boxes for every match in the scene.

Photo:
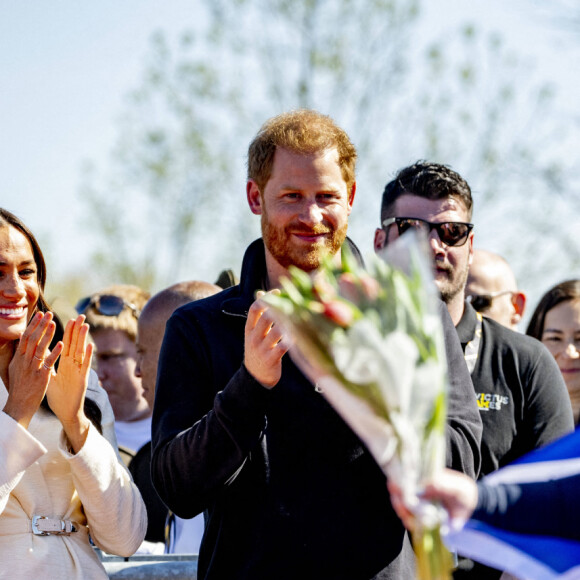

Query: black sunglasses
[75,294,140,318]
[382,217,474,247]
[466,290,514,313]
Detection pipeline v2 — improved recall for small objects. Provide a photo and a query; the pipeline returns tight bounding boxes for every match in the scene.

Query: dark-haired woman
[0,208,146,578]
[527,280,580,425]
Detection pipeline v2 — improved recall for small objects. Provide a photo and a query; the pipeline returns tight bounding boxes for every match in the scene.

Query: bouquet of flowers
[261,233,453,580]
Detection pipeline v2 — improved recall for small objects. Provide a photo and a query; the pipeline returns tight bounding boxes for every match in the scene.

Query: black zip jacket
[151,238,482,580]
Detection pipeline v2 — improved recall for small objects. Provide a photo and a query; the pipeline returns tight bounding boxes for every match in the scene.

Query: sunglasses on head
[466,290,514,312]
[75,294,140,318]
[382,217,474,247]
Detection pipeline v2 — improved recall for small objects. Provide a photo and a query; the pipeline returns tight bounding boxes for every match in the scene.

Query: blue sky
[1,2,201,252]
[1,0,579,314]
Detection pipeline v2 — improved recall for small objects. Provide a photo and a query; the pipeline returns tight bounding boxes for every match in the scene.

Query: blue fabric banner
[445,428,580,579]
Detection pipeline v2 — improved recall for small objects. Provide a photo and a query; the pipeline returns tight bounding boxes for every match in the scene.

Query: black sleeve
[474,473,580,541]
[438,300,482,478]
[150,309,272,519]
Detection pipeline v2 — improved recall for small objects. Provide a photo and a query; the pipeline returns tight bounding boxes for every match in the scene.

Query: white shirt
[167,513,205,554]
[114,416,152,453]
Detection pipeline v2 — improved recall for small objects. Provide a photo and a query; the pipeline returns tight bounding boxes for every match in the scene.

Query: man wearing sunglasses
[79,285,152,461]
[465,249,526,331]
[375,161,574,579]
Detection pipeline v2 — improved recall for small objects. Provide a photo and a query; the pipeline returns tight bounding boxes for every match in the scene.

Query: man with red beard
[375,161,574,579]
[151,112,482,580]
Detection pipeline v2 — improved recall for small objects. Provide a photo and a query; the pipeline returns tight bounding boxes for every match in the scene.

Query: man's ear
[467,232,475,266]
[374,228,386,252]
[247,180,262,215]
[511,291,527,325]
[347,182,356,214]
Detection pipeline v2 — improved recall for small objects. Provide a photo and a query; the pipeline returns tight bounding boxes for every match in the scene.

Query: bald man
[133,280,222,554]
[136,281,221,408]
[465,249,526,330]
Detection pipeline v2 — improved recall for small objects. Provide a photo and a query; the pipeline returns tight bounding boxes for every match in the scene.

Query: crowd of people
[1,109,579,579]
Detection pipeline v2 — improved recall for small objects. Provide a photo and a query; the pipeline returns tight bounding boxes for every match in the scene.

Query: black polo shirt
[456,301,574,477]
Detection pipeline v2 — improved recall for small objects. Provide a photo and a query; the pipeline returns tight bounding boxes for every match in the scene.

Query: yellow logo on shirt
[476,393,509,411]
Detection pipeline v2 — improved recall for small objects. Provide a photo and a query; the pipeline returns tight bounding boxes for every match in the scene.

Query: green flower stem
[412,522,453,580]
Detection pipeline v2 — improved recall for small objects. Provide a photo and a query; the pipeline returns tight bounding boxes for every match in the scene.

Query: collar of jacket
[221,237,365,318]
[455,299,479,348]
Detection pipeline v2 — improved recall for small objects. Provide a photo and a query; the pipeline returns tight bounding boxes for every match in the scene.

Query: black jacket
[151,238,482,580]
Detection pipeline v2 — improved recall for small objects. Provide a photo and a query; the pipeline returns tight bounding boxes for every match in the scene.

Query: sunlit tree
[76,0,579,298]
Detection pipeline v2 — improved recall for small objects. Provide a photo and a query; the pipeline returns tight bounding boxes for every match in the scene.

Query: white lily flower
[410,360,444,426]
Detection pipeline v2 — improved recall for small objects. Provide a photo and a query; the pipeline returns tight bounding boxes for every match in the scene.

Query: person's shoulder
[171,286,236,320]
[482,317,550,357]
[86,369,116,430]
[86,369,109,406]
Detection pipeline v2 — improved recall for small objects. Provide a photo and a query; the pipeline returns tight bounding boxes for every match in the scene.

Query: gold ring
[74,359,83,366]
